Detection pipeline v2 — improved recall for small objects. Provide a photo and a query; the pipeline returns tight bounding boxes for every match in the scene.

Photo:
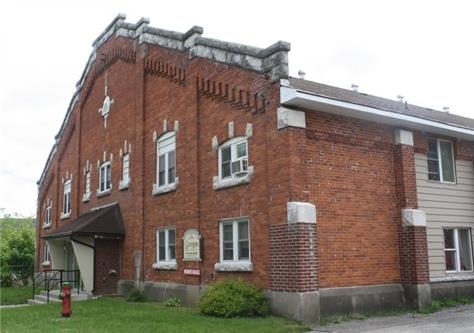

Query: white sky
[1,0,473,217]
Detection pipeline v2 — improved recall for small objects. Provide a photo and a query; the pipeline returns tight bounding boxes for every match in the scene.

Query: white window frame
[97,161,112,195]
[443,228,473,273]
[82,171,91,202]
[427,138,456,183]
[153,132,178,195]
[42,242,51,267]
[214,137,253,190]
[44,203,52,228]
[153,228,177,270]
[61,180,71,218]
[215,218,252,272]
[119,153,130,190]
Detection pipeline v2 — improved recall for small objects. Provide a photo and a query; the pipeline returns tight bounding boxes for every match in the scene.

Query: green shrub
[164,297,182,307]
[199,279,269,318]
[126,289,145,302]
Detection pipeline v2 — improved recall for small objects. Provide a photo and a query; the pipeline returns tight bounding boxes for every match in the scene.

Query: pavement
[311,303,474,333]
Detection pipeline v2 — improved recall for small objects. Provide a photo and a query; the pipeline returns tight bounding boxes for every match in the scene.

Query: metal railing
[32,269,81,303]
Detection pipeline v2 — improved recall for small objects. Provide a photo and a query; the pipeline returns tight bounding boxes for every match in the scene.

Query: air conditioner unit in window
[231,159,248,176]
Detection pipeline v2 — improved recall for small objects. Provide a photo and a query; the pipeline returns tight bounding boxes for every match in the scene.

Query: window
[42,242,51,267]
[153,228,177,270]
[221,219,250,261]
[43,243,51,263]
[153,132,177,195]
[62,180,71,217]
[98,161,112,194]
[427,138,455,182]
[444,228,473,272]
[85,171,91,194]
[44,204,52,227]
[219,138,248,180]
[119,154,130,190]
[215,219,252,272]
[82,171,91,202]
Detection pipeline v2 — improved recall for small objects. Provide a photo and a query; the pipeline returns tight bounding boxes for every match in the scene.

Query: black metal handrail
[32,269,81,303]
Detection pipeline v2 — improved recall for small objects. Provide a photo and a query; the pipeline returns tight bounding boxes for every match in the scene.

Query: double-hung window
[427,138,456,183]
[98,161,112,194]
[82,171,91,202]
[119,153,130,190]
[219,138,248,180]
[215,219,252,272]
[444,228,473,272]
[154,228,177,270]
[44,204,52,227]
[153,132,177,195]
[42,242,51,267]
[62,180,71,217]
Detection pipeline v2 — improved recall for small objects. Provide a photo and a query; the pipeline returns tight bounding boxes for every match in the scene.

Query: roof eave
[281,86,474,141]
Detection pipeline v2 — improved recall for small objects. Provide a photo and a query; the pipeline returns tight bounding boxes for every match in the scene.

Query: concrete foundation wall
[431,280,474,299]
[118,279,200,306]
[319,284,406,317]
[267,290,320,325]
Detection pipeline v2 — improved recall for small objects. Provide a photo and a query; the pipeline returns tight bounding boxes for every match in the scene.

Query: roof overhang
[42,203,125,240]
[281,86,474,141]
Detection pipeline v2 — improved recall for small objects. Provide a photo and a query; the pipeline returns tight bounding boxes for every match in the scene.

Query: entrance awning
[42,203,125,239]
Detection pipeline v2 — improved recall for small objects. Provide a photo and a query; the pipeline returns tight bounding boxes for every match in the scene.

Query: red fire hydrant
[59,283,72,317]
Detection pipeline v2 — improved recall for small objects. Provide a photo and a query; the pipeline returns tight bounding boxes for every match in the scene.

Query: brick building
[36,14,474,323]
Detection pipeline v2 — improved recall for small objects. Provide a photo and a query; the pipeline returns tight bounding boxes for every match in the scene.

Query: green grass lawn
[1,297,309,333]
[0,286,36,305]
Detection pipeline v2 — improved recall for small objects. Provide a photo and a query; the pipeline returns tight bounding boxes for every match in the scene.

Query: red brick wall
[269,223,318,292]
[94,239,122,295]
[37,34,290,290]
[304,111,401,288]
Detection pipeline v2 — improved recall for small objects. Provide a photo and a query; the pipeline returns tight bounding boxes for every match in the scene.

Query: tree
[0,218,35,286]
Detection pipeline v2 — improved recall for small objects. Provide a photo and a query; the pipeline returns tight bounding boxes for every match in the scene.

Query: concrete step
[28,290,89,305]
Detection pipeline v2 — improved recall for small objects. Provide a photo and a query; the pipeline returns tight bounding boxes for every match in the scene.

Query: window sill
[41,261,51,268]
[427,179,457,185]
[213,166,253,190]
[82,192,91,203]
[60,212,71,220]
[119,179,130,191]
[42,224,52,230]
[152,262,178,271]
[96,188,112,197]
[214,261,253,272]
[152,178,179,196]
[431,274,474,282]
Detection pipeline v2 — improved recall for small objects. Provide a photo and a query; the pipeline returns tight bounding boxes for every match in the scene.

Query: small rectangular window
[85,171,91,194]
[444,228,473,272]
[122,154,129,183]
[427,138,455,183]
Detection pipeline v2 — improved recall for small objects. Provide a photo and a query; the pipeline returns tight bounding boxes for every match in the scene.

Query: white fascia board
[281,86,474,140]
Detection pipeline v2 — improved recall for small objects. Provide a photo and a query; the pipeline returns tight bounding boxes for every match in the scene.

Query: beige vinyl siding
[415,154,474,281]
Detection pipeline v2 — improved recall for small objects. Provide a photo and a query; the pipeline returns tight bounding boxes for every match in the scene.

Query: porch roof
[42,203,125,239]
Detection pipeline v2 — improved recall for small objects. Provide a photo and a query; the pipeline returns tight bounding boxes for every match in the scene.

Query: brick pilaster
[269,222,318,292]
[393,130,431,308]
